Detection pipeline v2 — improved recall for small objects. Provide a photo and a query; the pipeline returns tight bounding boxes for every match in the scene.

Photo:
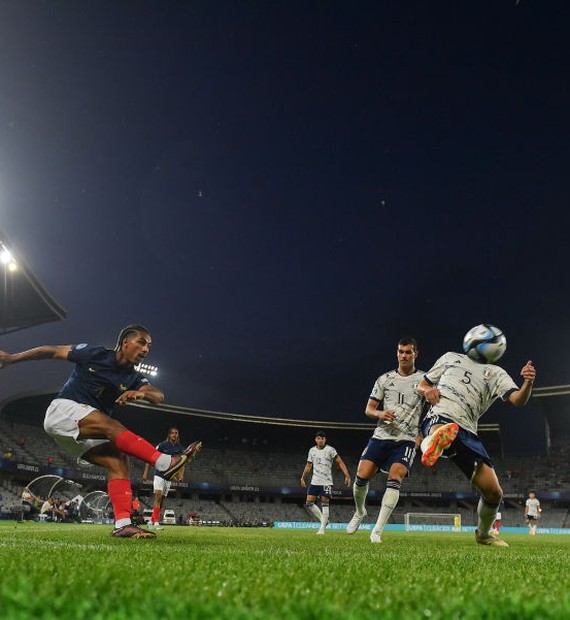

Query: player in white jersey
[346,337,426,543]
[300,432,351,534]
[525,491,541,536]
[416,326,536,547]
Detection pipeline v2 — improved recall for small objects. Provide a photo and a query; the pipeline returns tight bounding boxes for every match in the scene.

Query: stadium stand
[1,410,569,527]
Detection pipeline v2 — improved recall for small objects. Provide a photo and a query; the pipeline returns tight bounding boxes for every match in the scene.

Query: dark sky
[0,1,568,424]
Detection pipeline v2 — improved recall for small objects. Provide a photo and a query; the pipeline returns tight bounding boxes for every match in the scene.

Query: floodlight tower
[0,229,66,334]
[134,362,159,377]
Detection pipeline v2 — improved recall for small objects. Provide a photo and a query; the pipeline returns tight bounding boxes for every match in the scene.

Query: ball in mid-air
[462,324,507,364]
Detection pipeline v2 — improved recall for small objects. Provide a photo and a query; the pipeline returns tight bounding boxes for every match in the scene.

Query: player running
[346,337,425,543]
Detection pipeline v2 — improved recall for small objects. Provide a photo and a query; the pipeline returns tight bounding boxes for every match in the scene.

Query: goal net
[404,512,461,531]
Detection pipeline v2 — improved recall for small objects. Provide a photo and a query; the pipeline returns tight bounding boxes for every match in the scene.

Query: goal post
[404,512,462,531]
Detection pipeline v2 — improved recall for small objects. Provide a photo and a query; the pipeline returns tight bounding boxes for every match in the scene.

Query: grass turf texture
[1,522,569,619]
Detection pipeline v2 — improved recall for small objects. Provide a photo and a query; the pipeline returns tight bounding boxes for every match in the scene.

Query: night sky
[0,1,568,426]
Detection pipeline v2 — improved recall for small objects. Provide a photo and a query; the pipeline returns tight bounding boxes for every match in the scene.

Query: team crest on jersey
[482,368,492,378]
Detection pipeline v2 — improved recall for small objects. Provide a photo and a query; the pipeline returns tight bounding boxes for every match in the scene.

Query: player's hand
[380,410,396,423]
[521,360,536,384]
[300,478,306,488]
[344,475,352,487]
[424,387,441,405]
[115,390,147,405]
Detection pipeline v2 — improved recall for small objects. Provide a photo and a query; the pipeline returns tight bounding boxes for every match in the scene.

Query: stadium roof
[0,230,66,335]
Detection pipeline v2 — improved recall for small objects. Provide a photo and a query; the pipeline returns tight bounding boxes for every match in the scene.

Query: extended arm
[0,345,72,368]
[508,360,536,407]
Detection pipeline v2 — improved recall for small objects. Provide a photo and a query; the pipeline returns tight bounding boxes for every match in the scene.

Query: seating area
[2,415,569,527]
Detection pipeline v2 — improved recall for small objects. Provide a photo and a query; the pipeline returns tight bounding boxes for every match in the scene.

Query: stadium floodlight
[1,244,17,271]
[134,362,158,377]
[0,229,66,335]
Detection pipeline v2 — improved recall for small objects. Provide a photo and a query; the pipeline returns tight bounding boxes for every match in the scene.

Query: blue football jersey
[154,439,184,479]
[57,344,150,415]
[155,440,184,456]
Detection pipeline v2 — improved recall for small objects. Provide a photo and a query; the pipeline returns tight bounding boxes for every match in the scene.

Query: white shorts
[44,398,109,462]
[153,475,171,496]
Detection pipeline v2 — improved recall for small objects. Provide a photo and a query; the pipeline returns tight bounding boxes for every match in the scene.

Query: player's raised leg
[420,423,459,467]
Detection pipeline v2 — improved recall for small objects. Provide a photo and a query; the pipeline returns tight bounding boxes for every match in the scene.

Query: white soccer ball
[462,324,507,364]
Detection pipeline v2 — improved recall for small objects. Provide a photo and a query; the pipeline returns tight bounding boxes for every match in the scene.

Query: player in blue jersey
[142,427,196,529]
[346,337,426,542]
[0,324,201,539]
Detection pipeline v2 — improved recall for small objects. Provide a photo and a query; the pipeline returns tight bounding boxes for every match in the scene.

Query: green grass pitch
[1,522,569,619]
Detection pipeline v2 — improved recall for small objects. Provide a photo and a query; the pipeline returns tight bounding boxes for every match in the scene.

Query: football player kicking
[0,324,201,539]
[417,325,535,547]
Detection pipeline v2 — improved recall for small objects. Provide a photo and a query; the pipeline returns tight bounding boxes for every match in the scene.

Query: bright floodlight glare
[135,362,158,377]
[0,245,17,271]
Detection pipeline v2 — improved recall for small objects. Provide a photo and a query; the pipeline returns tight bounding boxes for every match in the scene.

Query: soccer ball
[462,324,507,364]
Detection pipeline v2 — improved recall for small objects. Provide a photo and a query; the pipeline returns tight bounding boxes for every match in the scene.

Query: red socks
[108,478,133,521]
[152,506,161,523]
[114,430,161,464]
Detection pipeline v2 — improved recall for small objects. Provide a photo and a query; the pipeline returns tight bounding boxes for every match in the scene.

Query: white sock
[321,504,330,526]
[353,480,369,515]
[155,453,171,472]
[115,517,131,529]
[477,498,498,536]
[374,487,400,534]
[307,503,322,521]
[420,435,432,453]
